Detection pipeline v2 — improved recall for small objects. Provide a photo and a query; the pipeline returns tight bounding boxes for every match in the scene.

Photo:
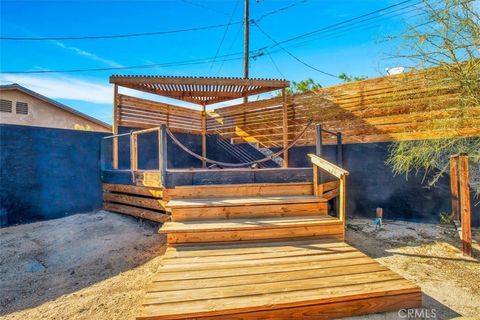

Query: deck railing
[308,153,349,223]
[130,124,168,186]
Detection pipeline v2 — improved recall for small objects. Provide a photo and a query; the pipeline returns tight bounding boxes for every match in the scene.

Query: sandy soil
[345,219,480,320]
[0,211,166,320]
[0,212,479,320]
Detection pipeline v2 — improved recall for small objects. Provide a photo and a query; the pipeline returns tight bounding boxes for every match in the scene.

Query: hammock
[165,119,313,168]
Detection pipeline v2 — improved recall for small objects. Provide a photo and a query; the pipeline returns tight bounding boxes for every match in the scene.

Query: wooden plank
[459,154,472,257]
[322,187,339,200]
[339,174,347,224]
[158,125,167,188]
[171,292,422,320]
[201,104,206,168]
[139,279,419,319]
[166,224,344,244]
[313,166,319,196]
[167,195,326,208]
[321,180,339,192]
[130,133,138,171]
[163,182,313,200]
[103,192,166,211]
[158,250,366,273]
[163,239,349,259]
[145,269,403,304]
[111,76,289,88]
[161,248,357,270]
[308,154,349,179]
[171,202,328,221]
[118,120,202,134]
[450,156,459,220]
[282,88,289,168]
[102,183,163,198]
[119,94,202,116]
[137,172,162,188]
[154,256,376,282]
[148,263,388,292]
[161,215,338,233]
[112,84,119,170]
[103,202,170,223]
[162,243,351,264]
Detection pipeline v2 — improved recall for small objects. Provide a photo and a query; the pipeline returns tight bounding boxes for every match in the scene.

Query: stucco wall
[0,89,109,132]
[0,124,108,227]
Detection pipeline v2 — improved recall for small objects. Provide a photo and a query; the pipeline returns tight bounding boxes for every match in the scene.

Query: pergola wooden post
[450,153,472,257]
[282,88,289,168]
[201,103,207,168]
[112,84,119,169]
[450,156,459,220]
[459,154,472,257]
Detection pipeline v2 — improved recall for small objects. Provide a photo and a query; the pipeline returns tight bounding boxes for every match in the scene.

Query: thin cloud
[0,73,201,109]
[0,74,111,104]
[52,40,124,68]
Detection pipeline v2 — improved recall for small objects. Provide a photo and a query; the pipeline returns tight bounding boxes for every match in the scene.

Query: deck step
[137,239,422,320]
[161,215,343,244]
[167,195,328,221]
[163,182,313,200]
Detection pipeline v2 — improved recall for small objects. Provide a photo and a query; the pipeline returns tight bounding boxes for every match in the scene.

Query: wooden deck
[102,166,421,319]
[138,239,421,320]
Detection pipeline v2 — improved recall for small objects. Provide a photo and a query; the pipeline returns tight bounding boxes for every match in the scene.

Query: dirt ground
[0,211,479,320]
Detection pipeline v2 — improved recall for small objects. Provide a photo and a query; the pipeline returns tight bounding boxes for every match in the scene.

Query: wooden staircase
[160,184,343,244]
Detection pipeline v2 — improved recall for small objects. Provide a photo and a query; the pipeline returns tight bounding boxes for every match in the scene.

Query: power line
[180,0,230,16]
[267,2,427,54]
[1,0,425,74]
[255,0,419,51]
[0,0,308,41]
[210,0,241,68]
[266,51,286,79]
[253,21,339,78]
[255,0,310,23]
[1,55,245,74]
[216,24,244,76]
[0,22,244,41]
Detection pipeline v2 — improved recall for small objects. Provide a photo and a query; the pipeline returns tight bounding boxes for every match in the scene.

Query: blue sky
[0,0,422,124]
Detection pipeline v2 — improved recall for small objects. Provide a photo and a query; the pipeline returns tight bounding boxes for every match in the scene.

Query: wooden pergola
[110,75,290,168]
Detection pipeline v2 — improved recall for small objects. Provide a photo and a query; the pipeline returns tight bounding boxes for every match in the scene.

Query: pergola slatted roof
[110,75,289,105]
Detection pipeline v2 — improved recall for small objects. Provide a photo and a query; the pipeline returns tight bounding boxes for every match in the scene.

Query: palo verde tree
[286,78,322,94]
[386,0,480,200]
[338,73,368,82]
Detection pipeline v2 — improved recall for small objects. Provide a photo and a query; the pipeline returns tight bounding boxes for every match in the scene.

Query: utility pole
[243,0,249,103]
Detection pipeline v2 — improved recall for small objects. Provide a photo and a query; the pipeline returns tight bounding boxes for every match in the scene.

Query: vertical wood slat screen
[117,94,202,134]
[208,69,480,146]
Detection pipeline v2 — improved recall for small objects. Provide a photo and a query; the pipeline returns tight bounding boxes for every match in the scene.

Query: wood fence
[117,94,202,134]
[209,69,479,146]
[116,68,480,147]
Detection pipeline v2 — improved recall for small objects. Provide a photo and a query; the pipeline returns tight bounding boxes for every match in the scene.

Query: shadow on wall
[287,142,480,228]
[112,126,270,170]
[0,124,108,227]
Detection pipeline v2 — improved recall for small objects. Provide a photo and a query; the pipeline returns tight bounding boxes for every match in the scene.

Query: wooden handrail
[308,154,349,179]
[308,153,348,225]
[130,125,167,187]
[131,127,162,135]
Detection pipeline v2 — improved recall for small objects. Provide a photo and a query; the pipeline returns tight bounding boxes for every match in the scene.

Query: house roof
[109,75,289,106]
[0,83,111,130]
